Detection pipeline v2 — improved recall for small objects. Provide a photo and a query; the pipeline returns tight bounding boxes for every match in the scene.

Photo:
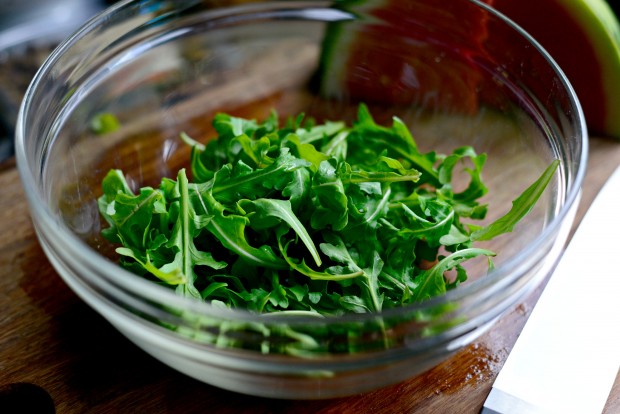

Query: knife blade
[482,164,620,414]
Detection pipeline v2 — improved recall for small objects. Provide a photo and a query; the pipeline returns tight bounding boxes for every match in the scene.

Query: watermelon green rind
[561,0,620,137]
[318,0,386,101]
[318,13,350,101]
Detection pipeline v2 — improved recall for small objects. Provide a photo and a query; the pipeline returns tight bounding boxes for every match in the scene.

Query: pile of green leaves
[99,104,557,321]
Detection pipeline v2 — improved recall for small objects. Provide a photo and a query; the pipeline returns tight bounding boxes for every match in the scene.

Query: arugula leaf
[193,185,289,270]
[296,120,346,145]
[398,199,455,247]
[115,247,186,285]
[212,148,310,203]
[282,167,311,211]
[310,159,348,231]
[167,169,228,298]
[239,198,321,266]
[213,111,275,141]
[99,169,165,250]
[411,248,496,302]
[438,146,488,203]
[90,112,120,135]
[349,104,439,186]
[232,134,274,168]
[283,134,330,170]
[471,159,559,241]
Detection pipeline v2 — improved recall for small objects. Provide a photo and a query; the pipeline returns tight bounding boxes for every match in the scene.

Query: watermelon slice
[491,0,620,138]
[319,0,495,114]
[318,0,620,138]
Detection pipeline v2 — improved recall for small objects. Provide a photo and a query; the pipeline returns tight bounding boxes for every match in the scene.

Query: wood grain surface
[1,136,619,413]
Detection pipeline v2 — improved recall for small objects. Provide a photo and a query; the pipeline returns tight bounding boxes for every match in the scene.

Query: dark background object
[0,43,56,160]
[0,0,119,161]
[0,382,55,414]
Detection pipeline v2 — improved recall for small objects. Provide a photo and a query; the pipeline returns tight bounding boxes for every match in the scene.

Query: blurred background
[0,0,619,162]
[0,0,119,161]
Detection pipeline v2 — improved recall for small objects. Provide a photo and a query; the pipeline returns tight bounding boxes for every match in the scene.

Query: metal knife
[482,164,620,414]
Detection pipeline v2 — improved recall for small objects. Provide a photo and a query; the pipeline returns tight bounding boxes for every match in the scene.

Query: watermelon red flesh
[319,0,495,114]
[326,26,483,111]
[368,1,494,46]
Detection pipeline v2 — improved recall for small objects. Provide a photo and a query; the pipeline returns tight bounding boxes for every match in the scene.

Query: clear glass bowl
[15,0,587,399]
